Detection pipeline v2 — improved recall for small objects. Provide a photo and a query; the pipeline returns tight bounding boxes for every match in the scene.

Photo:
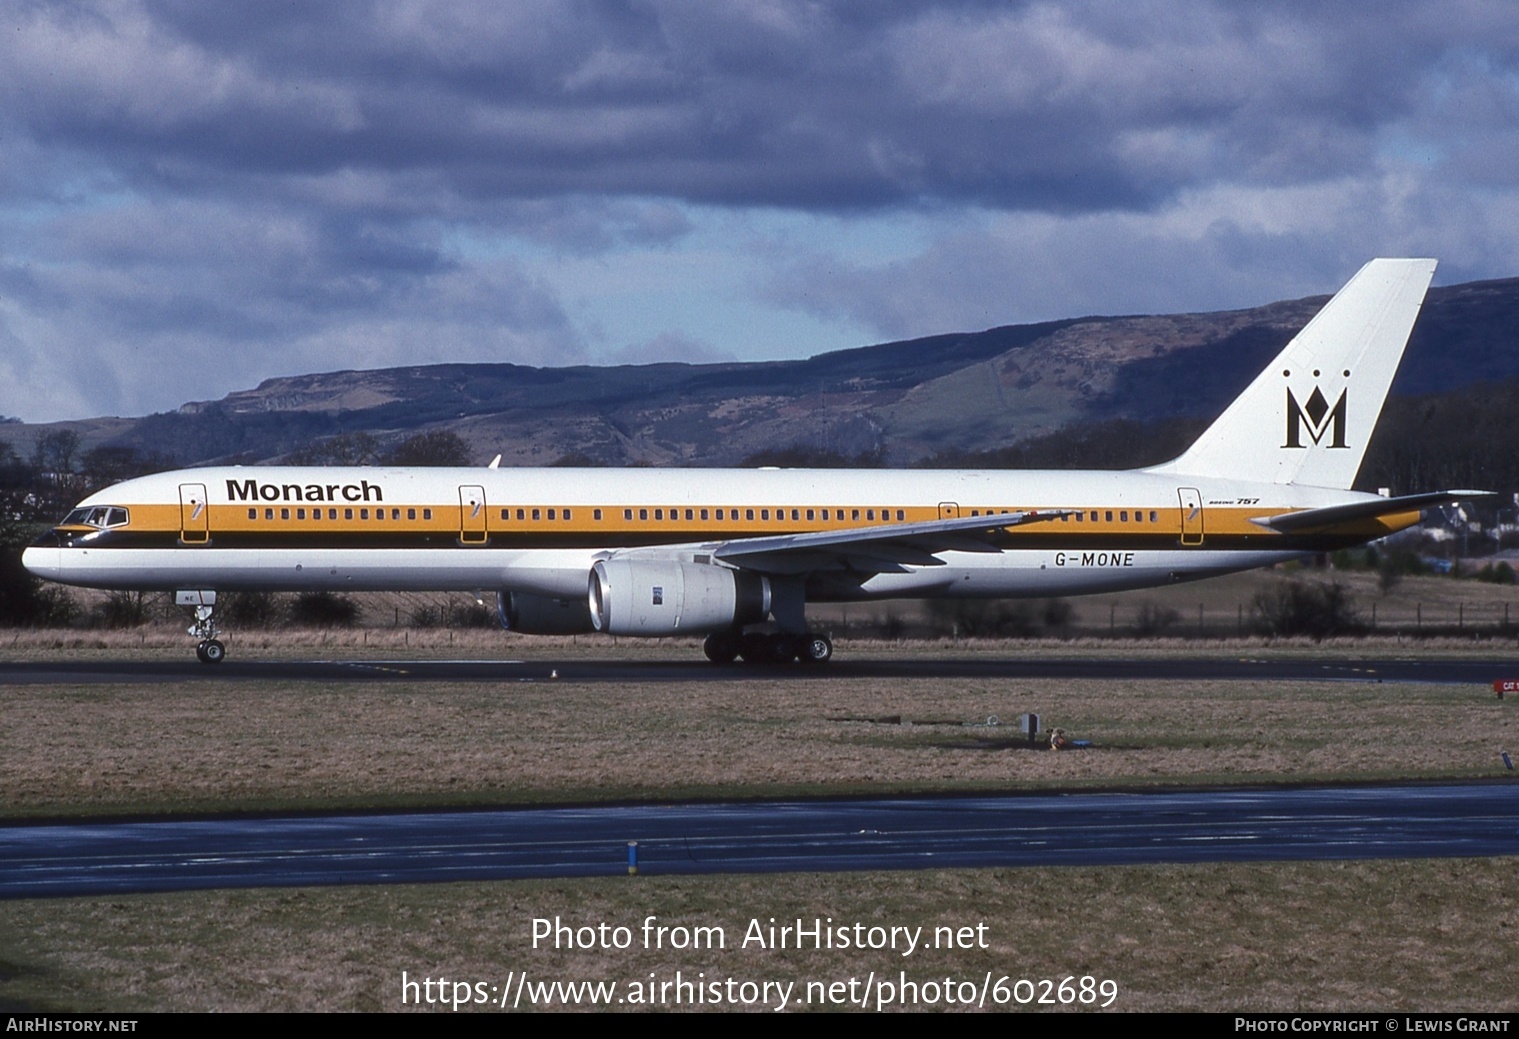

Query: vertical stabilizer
[1146,258,1436,488]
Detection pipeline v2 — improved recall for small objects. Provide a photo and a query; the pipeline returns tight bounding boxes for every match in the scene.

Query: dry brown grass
[2,859,1513,1012]
[2,625,1515,1013]
[1,675,1511,819]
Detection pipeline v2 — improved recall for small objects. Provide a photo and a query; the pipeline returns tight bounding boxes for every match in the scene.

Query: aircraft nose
[22,546,60,581]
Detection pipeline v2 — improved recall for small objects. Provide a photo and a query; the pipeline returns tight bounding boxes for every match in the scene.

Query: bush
[1475,561,1516,585]
[289,591,359,628]
[221,591,284,628]
[96,590,152,629]
[1253,582,1359,640]
[447,601,495,628]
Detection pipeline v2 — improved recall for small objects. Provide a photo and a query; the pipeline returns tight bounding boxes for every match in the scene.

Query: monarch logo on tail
[1283,386,1348,449]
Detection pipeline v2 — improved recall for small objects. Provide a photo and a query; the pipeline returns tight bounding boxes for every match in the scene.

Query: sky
[4,1,1519,422]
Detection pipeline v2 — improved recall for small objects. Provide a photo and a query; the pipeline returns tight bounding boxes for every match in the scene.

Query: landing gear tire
[196,639,226,665]
[768,633,800,664]
[799,633,833,665]
[737,632,771,664]
[703,631,740,664]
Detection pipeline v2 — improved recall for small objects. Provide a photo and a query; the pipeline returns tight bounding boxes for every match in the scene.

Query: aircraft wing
[708,509,1070,575]
[1250,490,1495,534]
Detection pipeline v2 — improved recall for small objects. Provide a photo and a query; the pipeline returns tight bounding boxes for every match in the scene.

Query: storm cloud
[3,1,1519,419]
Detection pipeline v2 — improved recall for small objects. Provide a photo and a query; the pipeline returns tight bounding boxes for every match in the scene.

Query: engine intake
[589,560,771,636]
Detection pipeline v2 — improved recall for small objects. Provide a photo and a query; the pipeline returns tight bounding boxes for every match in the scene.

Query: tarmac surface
[2,655,1517,685]
[5,653,1514,899]
[3,782,1515,899]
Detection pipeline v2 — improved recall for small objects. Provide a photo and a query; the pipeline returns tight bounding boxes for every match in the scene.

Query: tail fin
[1146,258,1436,488]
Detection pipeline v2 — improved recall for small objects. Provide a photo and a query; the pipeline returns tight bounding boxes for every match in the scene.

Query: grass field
[1,599,1516,1012]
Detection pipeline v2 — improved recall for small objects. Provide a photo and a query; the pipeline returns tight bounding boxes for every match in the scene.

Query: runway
[1,655,1516,686]
[3,783,1515,899]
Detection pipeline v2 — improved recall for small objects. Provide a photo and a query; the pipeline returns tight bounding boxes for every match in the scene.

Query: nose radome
[21,546,59,581]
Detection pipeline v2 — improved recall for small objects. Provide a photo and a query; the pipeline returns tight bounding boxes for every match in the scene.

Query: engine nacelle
[589,560,770,636]
[497,590,595,634]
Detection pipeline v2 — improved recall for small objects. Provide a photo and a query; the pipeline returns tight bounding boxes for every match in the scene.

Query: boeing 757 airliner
[24,259,1483,664]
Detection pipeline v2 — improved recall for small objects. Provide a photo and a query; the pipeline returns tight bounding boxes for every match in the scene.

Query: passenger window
[746,509,754,520]
[639,509,648,520]
[1150,511,1158,522]
[281,508,290,520]
[248,508,257,520]
[533,508,542,521]
[594,509,603,521]
[1105,511,1113,522]
[1120,511,1128,522]
[313,510,322,522]
[761,509,769,520]
[297,508,306,520]
[701,508,710,520]
[806,509,815,521]
[564,509,572,521]
[408,508,416,520]
[265,508,275,520]
[421,509,430,520]
[549,508,557,520]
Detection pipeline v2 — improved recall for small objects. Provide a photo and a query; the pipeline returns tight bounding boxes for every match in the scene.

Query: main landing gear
[177,590,226,665]
[703,629,833,666]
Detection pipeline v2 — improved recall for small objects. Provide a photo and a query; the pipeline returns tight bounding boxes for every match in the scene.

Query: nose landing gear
[177,590,226,665]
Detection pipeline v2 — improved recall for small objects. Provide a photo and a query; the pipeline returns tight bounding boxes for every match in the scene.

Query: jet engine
[588,559,770,636]
[496,590,595,634]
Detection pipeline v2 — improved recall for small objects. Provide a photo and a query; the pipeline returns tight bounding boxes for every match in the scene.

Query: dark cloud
[4,1,1519,420]
[8,1,1513,213]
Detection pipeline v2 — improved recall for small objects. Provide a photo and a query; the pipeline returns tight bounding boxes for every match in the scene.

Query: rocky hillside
[8,276,1519,468]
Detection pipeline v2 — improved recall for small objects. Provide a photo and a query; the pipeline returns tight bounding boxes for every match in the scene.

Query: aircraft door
[939,501,961,519]
[1178,487,1204,546]
[459,485,488,544]
[178,483,209,544]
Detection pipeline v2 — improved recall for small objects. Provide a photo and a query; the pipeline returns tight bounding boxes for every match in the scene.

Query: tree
[285,433,380,466]
[31,430,81,474]
[383,430,471,466]
[1253,582,1359,640]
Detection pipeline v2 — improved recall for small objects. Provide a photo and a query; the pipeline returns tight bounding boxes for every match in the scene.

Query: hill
[6,276,1519,470]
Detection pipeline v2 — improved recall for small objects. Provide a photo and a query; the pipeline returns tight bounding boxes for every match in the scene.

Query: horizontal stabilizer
[1250,490,1494,533]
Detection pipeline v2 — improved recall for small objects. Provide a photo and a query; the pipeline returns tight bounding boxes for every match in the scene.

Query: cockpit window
[61,506,129,528]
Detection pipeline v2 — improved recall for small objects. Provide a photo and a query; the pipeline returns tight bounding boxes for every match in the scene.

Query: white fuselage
[22,464,1405,602]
